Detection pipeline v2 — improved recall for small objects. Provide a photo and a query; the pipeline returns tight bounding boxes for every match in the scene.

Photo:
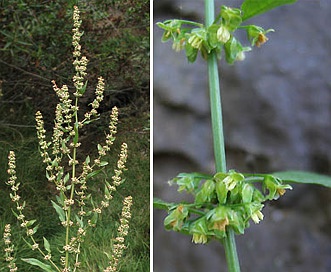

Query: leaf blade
[273,171,331,188]
[51,200,65,222]
[43,237,51,254]
[22,258,54,272]
[241,0,297,21]
[153,198,175,210]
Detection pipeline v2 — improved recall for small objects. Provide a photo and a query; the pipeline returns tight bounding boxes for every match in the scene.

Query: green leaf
[195,179,216,204]
[56,192,65,206]
[241,0,297,21]
[153,198,175,210]
[43,237,51,253]
[99,161,108,167]
[164,205,189,231]
[63,173,70,185]
[86,169,102,180]
[172,172,212,193]
[85,155,90,165]
[224,36,251,64]
[273,171,331,188]
[21,258,54,271]
[90,212,98,225]
[32,225,39,235]
[215,179,228,204]
[220,5,242,31]
[207,24,221,49]
[26,219,37,227]
[11,209,19,219]
[51,200,65,222]
[75,214,84,228]
[79,80,88,95]
[241,183,254,203]
[185,42,199,63]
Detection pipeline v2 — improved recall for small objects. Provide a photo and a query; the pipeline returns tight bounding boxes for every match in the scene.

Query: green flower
[251,210,264,224]
[164,205,189,231]
[244,25,274,47]
[188,33,203,49]
[216,25,231,43]
[263,175,292,200]
[220,6,242,31]
[195,179,216,204]
[192,233,208,244]
[207,206,230,238]
[172,38,185,52]
[190,217,209,244]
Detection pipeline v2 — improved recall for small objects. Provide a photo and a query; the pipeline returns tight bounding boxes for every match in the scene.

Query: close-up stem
[205,1,240,271]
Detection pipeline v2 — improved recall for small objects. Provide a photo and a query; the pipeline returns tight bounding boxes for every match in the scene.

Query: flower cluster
[158,5,274,64]
[104,196,133,272]
[163,170,292,244]
[6,152,25,217]
[72,5,82,58]
[97,107,118,158]
[5,151,44,259]
[112,143,128,186]
[3,224,17,272]
[72,5,88,97]
[89,142,129,228]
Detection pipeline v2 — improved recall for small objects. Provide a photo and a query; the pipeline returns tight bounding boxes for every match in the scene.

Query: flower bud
[251,210,264,224]
[235,51,246,61]
[217,25,231,43]
[188,34,203,49]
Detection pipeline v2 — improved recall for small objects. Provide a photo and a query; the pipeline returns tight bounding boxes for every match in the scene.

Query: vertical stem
[205,0,226,174]
[204,1,241,271]
[65,97,79,268]
[207,52,226,173]
[223,229,241,272]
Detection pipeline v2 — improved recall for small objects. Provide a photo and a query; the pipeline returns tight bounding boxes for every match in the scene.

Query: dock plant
[154,1,331,271]
[2,6,132,272]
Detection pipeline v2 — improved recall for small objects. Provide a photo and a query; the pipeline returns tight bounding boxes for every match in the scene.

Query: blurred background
[153,0,331,271]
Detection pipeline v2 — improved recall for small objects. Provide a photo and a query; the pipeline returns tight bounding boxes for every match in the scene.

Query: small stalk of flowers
[3,224,17,272]
[104,196,133,272]
[5,151,60,270]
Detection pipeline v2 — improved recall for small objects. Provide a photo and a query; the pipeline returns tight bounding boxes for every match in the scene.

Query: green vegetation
[0,0,149,271]
[0,114,150,271]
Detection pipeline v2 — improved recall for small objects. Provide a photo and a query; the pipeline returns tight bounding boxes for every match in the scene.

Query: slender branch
[0,59,51,82]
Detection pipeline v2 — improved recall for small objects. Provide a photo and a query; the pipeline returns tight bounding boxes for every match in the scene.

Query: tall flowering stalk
[3,6,132,272]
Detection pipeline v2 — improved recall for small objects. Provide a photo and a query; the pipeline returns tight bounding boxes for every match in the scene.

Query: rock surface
[154,1,331,271]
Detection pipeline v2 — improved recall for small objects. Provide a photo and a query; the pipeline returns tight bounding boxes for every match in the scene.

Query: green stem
[205,1,241,271]
[223,229,241,272]
[205,0,226,173]
[65,98,79,269]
